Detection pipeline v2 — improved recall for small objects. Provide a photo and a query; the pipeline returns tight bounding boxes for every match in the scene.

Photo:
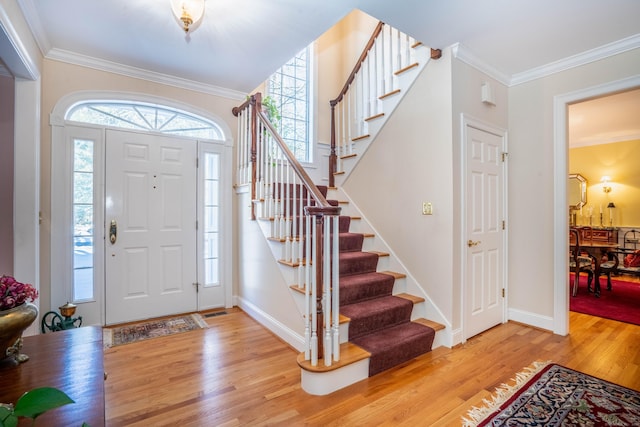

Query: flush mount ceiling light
[171,0,205,33]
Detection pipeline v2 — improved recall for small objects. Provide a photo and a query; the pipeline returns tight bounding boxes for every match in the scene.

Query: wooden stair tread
[333,171,345,176]
[394,62,419,75]
[362,232,375,238]
[352,134,370,142]
[413,317,446,332]
[395,293,425,304]
[340,153,357,160]
[297,342,370,373]
[380,270,406,279]
[379,89,401,100]
[278,259,306,267]
[367,250,388,257]
[365,112,384,122]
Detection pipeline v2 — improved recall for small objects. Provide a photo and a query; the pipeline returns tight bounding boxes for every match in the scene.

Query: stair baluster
[233,93,341,367]
[329,22,426,187]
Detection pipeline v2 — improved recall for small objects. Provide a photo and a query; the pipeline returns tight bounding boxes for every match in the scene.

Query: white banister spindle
[323,218,332,366]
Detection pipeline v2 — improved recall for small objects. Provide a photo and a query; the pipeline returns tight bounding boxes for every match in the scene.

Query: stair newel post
[329,101,337,188]
[249,93,262,220]
[306,205,341,367]
[303,211,312,361]
[331,214,340,361]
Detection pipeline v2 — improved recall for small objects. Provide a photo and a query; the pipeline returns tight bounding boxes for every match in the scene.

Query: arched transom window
[67,101,224,140]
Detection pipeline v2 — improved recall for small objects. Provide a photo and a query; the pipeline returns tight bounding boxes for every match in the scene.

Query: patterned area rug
[463,361,640,426]
[103,313,208,348]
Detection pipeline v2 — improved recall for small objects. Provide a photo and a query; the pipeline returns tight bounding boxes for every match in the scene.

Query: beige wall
[344,49,456,325]
[570,139,640,227]
[39,59,241,313]
[0,75,14,274]
[508,48,640,322]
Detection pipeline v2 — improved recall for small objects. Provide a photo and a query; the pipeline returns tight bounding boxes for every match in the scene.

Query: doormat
[103,313,208,348]
[462,361,640,426]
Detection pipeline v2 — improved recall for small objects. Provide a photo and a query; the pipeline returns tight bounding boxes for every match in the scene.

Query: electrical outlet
[422,202,433,215]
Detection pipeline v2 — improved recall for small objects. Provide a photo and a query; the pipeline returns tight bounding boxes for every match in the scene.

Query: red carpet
[570,274,640,325]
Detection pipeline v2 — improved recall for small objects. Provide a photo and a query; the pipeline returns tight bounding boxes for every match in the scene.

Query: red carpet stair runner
[300,185,436,376]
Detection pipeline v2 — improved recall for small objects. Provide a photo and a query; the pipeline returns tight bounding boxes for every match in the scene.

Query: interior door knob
[467,240,481,247]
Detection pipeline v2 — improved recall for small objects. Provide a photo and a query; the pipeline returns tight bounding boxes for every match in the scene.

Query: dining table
[0,325,105,426]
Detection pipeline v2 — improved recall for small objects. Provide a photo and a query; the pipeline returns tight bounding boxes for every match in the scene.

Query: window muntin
[267,46,313,162]
[67,102,224,140]
[73,138,95,301]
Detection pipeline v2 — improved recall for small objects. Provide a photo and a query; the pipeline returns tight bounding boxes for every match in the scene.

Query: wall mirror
[568,173,587,210]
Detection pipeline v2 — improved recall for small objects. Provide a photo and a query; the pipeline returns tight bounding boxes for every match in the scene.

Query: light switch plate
[422,202,433,215]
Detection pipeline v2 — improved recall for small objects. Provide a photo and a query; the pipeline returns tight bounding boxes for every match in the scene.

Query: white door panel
[105,130,197,324]
[464,123,505,339]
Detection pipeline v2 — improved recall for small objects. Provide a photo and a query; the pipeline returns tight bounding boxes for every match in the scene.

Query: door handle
[467,240,481,247]
[109,220,117,244]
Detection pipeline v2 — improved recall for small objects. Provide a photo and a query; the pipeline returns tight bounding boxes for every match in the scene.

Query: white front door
[105,130,197,324]
[464,122,506,339]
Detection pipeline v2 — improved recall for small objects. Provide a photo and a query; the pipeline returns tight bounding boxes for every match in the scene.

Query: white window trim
[267,44,315,163]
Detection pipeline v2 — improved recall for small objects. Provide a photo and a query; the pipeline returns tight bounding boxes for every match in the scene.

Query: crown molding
[511,34,640,86]
[46,48,246,101]
[451,43,511,86]
[0,1,39,79]
[570,133,640,149]
[453,35,640,87]
[17,0,50,56]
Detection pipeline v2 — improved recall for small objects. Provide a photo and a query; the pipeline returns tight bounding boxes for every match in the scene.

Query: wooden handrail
[256,108,335,210]
[330,21,384,107]
[328,21,383,188]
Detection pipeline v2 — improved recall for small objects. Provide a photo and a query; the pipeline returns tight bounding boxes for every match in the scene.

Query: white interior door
[464,122,506,339]
[105,130,197,324]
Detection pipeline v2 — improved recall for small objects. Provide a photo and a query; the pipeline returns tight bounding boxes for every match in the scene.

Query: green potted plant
[0,386,79,426]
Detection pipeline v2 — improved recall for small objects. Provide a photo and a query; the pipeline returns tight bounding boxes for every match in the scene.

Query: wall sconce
[607,202,616,227]
[601,176,612,193]
[171,0,205,33]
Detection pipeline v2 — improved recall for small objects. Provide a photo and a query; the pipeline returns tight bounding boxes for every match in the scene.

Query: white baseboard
[236,296,305,352]
[508,308,554,331]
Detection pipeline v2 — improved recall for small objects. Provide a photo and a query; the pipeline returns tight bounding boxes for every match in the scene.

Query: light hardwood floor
[104,306,640,426]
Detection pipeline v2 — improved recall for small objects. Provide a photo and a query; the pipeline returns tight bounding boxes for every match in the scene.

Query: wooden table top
[0,326,105,426]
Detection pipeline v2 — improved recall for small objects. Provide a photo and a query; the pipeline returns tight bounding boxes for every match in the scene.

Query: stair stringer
[316,44,436,188]
[328,186,453,349]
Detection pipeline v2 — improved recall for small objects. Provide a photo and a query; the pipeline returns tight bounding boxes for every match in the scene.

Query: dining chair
[597,251,619,291]
[569,228,594,297]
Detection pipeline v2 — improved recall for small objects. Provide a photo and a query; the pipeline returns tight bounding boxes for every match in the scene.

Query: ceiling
[6,0,640,143]
[569,88,640,148]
